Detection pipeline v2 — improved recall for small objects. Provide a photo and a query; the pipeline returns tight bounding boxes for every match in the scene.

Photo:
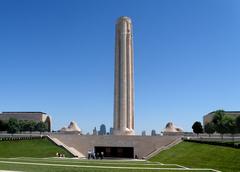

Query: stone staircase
[47,135,85,158]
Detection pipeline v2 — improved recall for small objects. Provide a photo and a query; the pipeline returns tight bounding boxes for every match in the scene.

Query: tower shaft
[113,17,134,135]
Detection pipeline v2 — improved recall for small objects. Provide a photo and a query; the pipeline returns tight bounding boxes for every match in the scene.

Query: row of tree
[0,118,48,134]
[192,110,240,137]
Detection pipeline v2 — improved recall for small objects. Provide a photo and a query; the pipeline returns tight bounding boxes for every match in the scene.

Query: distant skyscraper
[109,127,113,135]
[113,16,134,135]
[98,124,106,135]
[151,130,157,136]
[92,127,97,135]
[141,130,146,136]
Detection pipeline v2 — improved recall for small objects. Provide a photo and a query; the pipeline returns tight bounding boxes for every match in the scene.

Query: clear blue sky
[0,0,240,134]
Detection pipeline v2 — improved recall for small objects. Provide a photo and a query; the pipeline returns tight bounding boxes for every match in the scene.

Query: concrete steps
[47,135,85,158]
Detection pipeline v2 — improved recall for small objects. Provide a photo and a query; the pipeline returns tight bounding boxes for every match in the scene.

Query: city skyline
[1,0,240,134]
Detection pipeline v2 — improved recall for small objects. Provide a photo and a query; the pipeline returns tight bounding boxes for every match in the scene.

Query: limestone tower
[113,16,134,135]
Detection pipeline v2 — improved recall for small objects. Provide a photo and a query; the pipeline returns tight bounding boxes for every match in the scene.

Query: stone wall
[50,134,180,158]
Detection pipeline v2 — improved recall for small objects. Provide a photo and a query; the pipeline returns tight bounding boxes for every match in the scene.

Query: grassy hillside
[0,138,73,158]
[150,141,240,172]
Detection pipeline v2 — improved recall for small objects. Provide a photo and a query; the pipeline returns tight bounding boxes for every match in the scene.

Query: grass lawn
[150,141,240,172]
[0,138,236,171]
[0,138,73,158]
[0,157,215,172]
[0,158,177,168]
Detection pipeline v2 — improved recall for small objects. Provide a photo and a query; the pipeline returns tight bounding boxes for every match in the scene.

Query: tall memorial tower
[113,16,134,135]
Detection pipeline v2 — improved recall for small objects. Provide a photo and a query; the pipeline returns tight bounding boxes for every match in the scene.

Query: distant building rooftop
[1,112,46,114]
[204,111,240,118]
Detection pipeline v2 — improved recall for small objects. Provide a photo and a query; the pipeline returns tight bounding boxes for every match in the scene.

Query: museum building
[203,111,240,126]
[0,112,51,131]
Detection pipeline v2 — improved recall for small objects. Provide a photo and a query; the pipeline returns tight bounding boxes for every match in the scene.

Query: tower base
[113,128,135,135]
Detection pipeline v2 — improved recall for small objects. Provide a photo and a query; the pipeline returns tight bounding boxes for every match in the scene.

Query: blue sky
[0,0,240,134]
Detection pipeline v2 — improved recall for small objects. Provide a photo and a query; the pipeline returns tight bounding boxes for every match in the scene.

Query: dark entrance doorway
[94,146,134,158]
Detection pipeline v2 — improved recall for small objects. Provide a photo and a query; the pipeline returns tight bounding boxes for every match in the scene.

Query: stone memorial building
[0,112,51,131]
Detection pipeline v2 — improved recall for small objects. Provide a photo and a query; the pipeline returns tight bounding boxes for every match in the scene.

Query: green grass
[0,164,212,172]
[150,141,240,172]
[0,157,177,168]
[0,158,214,172]
[0,139,236,171]
[0,138,73,158]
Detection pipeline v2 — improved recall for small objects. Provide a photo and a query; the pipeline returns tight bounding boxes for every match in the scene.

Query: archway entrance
[94,146,134,158]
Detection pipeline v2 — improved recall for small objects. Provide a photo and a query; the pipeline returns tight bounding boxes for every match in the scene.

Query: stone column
[113,16,134,135]
[119,20,127,131]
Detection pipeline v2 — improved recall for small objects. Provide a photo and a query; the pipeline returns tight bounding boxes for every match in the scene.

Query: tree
[204,122,215,137]
[223,116,237,142]
[0,120,4,131]
[0,120,7,131]
[36,122,47,134]
[7,118,19,135]
[28,121,36,134]
[212,110,226,139]
[18,120,27,133]
[192,121,203,136]
[223,116,236,133]
[23,121,36,134]
[236,116,240,133]
[212,110,225,125]
[23,121,30,132]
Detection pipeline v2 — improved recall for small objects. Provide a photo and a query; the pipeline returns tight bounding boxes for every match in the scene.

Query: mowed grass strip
[10,157,152,164]
[0,138,73,158]
[0,161,214,172]
[1,157,164,166]
[150,141,240,172]
[0,158,178,168]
